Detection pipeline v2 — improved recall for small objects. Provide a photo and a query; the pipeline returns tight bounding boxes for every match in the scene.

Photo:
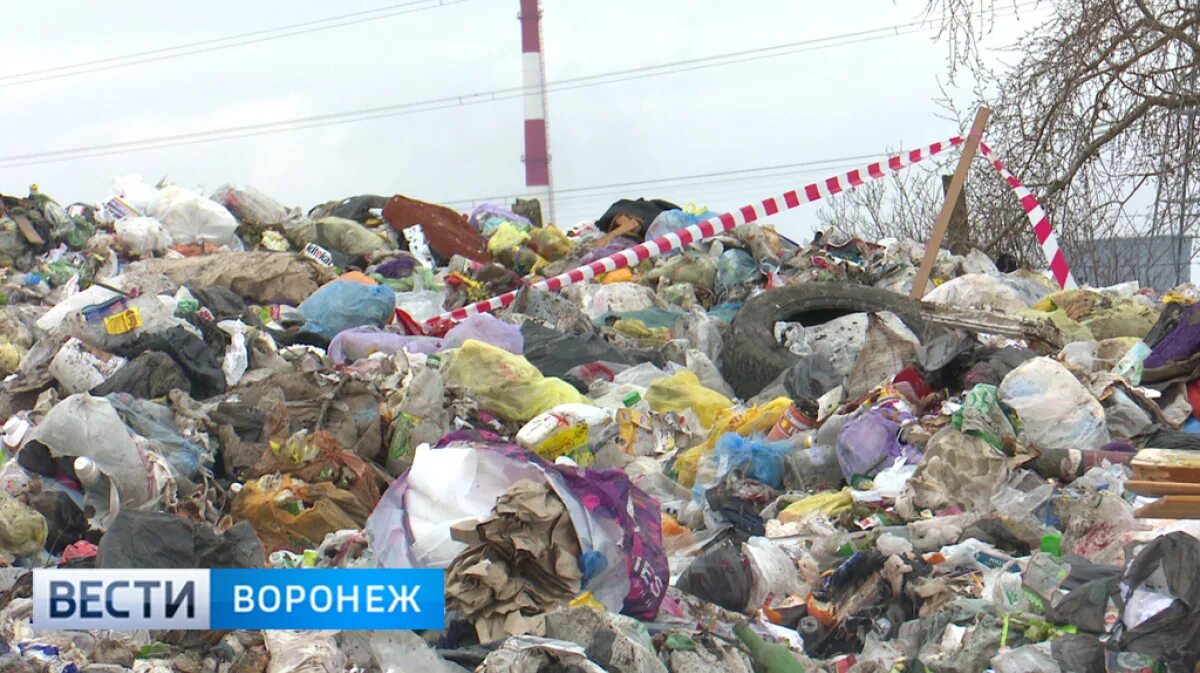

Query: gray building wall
[1064,235,1193,291]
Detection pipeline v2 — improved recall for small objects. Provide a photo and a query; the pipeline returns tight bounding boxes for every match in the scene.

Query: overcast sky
[0,1,1048,241]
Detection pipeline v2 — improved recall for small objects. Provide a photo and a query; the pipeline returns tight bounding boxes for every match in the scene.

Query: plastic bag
[715,248,758,295]
[153,184,240,247]
[778,489,854,522]
[924,273,1029,313]
[699,433,792,490]
[744,536,805,609]
[836,407,917,481]
[329,328,441,364]
[394,289,446,324]
[675,538,750,612]
[999,356,1110,452]
[673,397,792,487]
[469,202,532,236]
[26,394,158,528]
[645,370,733,428]
[368,437,667,620]
[526,226,573,262]
[233,474,369,551]
[441,340,589,422]
[114,216,174,254]
[485,221,531,255]
[310,217,389,257]
[297,280,396,341]
[441,314,523,353]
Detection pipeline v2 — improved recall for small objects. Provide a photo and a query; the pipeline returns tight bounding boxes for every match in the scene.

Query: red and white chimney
[519,0,554,223]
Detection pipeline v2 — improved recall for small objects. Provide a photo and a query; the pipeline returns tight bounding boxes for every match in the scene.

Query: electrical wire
[0,2,1039,169]
[0,0,475,88]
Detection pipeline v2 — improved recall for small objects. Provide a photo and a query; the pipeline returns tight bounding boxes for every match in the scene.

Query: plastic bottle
[782,444,843,492]
[733,622,806,673]
[74,457,102,490]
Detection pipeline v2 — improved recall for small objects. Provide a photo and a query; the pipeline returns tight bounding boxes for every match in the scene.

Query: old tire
[721,283,938,399]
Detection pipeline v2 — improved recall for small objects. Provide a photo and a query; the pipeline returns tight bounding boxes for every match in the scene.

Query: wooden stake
[910,107,991,299]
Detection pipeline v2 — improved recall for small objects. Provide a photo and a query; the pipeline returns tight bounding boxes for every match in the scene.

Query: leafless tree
[821,0,1200,288]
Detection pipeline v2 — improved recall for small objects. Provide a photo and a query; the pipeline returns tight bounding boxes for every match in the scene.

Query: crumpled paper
[445,479,582,642]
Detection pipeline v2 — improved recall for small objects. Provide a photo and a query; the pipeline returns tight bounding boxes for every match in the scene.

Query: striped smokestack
[519,0,554,223]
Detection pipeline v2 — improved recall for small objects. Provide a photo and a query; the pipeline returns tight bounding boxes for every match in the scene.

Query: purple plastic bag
[370,431,668,620]
[328,314,523,364]
[579,237,639,267]
[328,327,442,364]
[836,407,919,481]
[1145,303,1200,369]
[441,314,524,354]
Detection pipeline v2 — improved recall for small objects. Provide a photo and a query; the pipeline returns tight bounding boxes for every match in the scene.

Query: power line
[0,2,1037,168]
[438,153,888,205]
[0,0,474,88]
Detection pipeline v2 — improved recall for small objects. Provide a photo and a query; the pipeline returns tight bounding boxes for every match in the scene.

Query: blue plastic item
[297,281,396,341]
[709,433,793,490]
[715,248,758,295]
[1184,417,1200,434]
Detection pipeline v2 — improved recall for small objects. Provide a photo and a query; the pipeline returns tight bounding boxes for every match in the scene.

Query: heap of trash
[2,175,1200,673]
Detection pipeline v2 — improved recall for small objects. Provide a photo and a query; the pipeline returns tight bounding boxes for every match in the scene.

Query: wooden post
[942,174,971,255]
[910,107,991,299]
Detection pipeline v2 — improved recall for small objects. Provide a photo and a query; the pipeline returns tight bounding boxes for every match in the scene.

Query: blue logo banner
[211,569,445,630]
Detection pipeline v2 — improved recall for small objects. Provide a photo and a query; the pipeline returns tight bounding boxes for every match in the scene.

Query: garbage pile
[2,177,1200,673]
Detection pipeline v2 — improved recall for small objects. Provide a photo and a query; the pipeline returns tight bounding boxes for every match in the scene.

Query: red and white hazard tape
[979,142,1076,290]
[418,135,1073,331]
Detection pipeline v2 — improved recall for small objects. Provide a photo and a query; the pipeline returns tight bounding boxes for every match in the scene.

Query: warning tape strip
[979,142,1077,290]
[418,135,1073,330]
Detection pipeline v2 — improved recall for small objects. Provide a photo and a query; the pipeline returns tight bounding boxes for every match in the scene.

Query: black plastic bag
[595,198,682,239]
[675,538,751,613]
[1111,532,1200,673]
[521,322,630,381]
[97,510,263,569]
[91,351,190,399]
[108,326,225,399]
[782,352,841,416]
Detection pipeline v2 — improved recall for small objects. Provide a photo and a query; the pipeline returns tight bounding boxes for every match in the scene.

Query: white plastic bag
[153,185,240,247]
[924,273,1028,313]
[999,357,1110,452]
[114,217,174,254]
[218,321,249,386]
[394,289,447,324]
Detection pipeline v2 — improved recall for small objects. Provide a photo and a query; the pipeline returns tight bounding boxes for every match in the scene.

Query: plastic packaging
[48,337,126,394]
[297,280,396,341]
[0,490,47,556]
[441,340,589,422]
[368,439,667,620]
[782,444,844,492]
[999,356,1110,452]
[27,394,160,529]
[836,407,917,481]
[715,248,759,295]
[153,183,240,247]
[695,433,793,491]
[516,403,612,462]
[645,370,733,428]
[114,216,174,254]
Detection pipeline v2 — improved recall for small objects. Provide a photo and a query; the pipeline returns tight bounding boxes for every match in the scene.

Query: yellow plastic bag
[778,489,854,523]
[442,340,590,422]
[673,397,792,487]
[486,222,530,256]
[645,370,732,428]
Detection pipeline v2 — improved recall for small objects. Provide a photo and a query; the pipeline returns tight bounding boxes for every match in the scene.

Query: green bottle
[733,622,805,673]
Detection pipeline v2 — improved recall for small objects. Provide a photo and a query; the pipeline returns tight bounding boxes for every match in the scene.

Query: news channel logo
[32,568,445,630]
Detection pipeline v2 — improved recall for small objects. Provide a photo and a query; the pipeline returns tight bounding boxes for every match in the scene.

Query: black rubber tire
[720,283,938,399]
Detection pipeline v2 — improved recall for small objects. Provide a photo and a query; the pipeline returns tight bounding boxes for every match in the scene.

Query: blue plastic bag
[707,433,793,490]
[715,248,758,295]
[297,281,396,341]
